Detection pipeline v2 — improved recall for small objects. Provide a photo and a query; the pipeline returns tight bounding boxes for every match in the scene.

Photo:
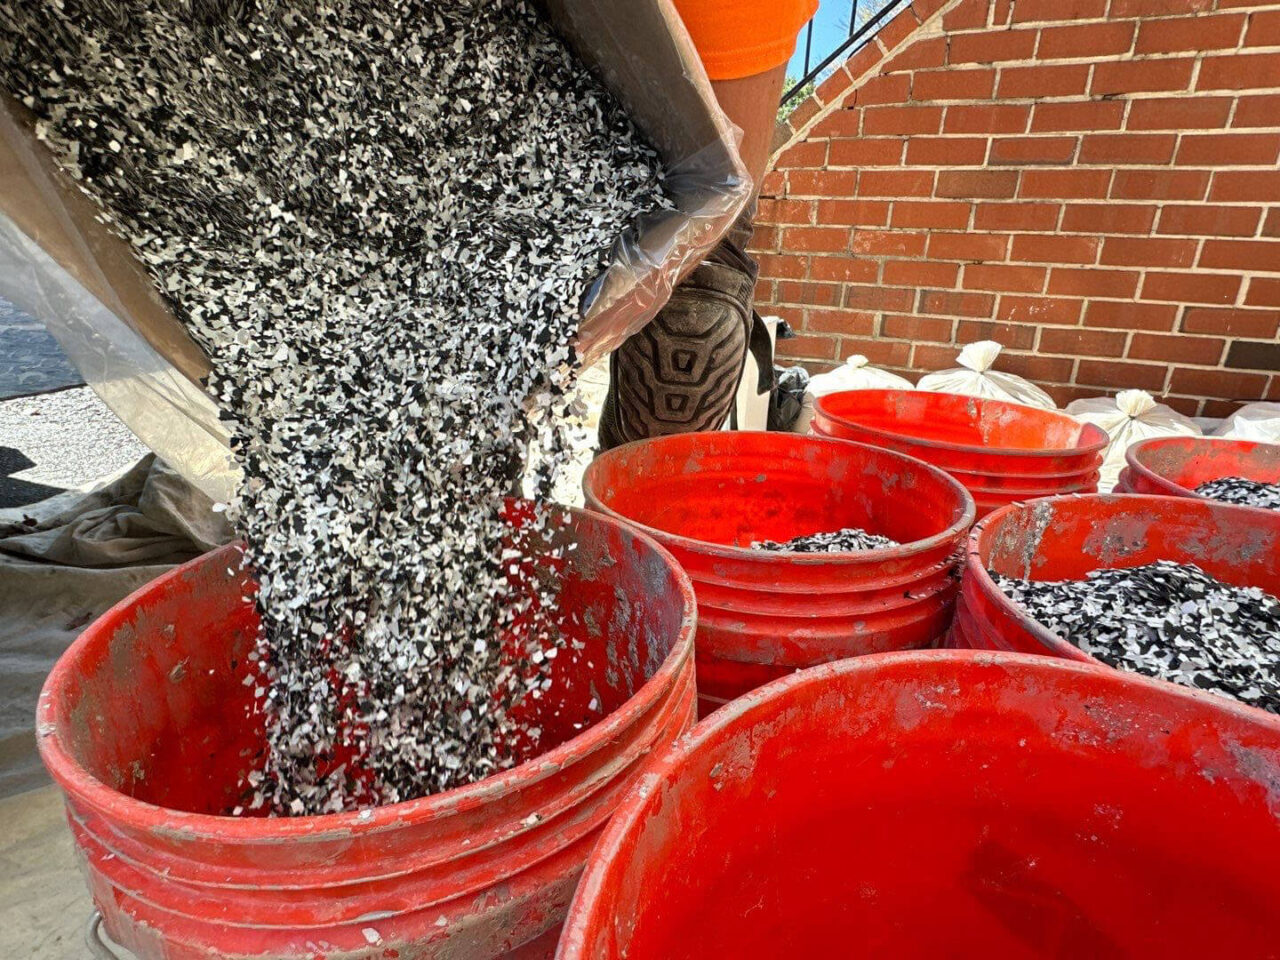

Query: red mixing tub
[1118,435,1280,498]
[582,431,974,714]
[37,502,696,960]
[811,389,1107,518]
[557,651,1280,959]
[951,493,1280,658]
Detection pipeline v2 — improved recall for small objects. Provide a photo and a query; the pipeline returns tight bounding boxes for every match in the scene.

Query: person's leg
[710,62,789,190]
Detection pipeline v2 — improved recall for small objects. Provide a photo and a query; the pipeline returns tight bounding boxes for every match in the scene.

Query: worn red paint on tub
[1120,435,1280,498]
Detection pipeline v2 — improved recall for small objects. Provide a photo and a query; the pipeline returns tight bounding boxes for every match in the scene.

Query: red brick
[760,171,787,197]
[1247,278,1280,307]
[950,30,1040,64]
[859,169,937,198]
[993,0,1014,26]
[1048,267,1141,299]
[1092,59,1195,96]
[817,199,890,226]
[1245,10,1280,46]
[1031,100,1125,132]
[918,288,998,317]
[1265,209,1280,238]
[863,105,943,136]
[751,225,780,253]
[1233,95,1280,129]
[989,136,1078,165]
[904,136,989,165]
[1170,368,1268,399]
[1111,169,1210,201]
[1127,97,1232,131]
[1209,171,1280,203]
[944,103,1031,134]
[963,263,1047,293]
[882,314,955,341]
[928,231,1009,262]
[1111,0,1213,15]
[755,253,808,280]
[843,284,916,311]
[912,0,950,21]
[811,109,862,139]
[757,198,815,226]
[851,230,927,257]
[1010,234,1100,264]
[1198,54,1280,91]
[974,202,1060,231]
[814,65,855,107]
[788,170,857,197]
[1142,272,1241,304]
[803,308,877,336]
[891,200,972,229]
[828,138,905,166]
[841,42,889,86]
[1100,237,1197,268]
[1176,134,1280,167]
[883,37,948,73]
[754,278,774,302]
[997,64,1090,99]
[956,319,1037,350]
[1011,0,1106,22]
[836,336,912,366]
[1060,203,1156,235]
[1037,22,1135,59]
[777,281,842,306]
[786,98,822,134]
[1199,239,1280,272]
[913,68,996,101]
[883,258,962,287]
[1202,398,1245,418]
[1128,333,1226,364]
[1135,13,1245,53]
[854,73,913,106]
[999,352,1076,383]
[808,256,881,283]
[876,5,923,50]
[1039,327,1127,357]
[936,169,1020,199]
[942,0,988,31]
[1084,301,1178,331]
[913,343,967,370]
[1078,133,1177,166]
[777,140,827,169]
[783,226,849,254]
[998,294,1084,325]
[1077,359,1168,392]
[1021,169,1113,200]
[1183,307,1280,339]
[776,333,838,361]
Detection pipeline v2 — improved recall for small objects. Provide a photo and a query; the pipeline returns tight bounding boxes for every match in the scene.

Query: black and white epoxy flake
[993,562,1280,714]
[1194,477,1280,510]
[0,0,669,812]
[751,528,900,553]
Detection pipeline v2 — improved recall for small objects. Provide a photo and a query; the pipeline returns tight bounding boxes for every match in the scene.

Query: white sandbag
[1213,402,1280,444]
[793,354,914,433]
[916,341,1056,410]
[1067,389,1202,492]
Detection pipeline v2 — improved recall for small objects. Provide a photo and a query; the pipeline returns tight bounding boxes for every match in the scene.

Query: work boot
[598,205,760,450]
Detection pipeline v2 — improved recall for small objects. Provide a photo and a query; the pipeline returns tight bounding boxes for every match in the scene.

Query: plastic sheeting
[917,341,1057,410]
[1214,402,1280,444]
[1067,390,1202,493]
[0,0,750,506]
[794,355,914,434]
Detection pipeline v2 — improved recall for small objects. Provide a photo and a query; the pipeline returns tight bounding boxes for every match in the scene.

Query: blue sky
[787,0,875,83]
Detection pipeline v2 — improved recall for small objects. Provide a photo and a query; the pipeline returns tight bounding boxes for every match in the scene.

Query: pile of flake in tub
[0,0,669,813]
[752,528,899,553]
[1194,477,1280,510]
[993,562,1280,714]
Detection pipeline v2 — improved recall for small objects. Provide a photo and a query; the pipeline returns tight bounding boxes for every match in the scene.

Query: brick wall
[756,0,1280,415]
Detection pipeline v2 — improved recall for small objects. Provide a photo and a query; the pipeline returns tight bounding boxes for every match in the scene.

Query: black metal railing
[783,0,909,107]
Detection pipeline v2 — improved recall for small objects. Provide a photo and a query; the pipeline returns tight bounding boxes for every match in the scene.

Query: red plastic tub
[1118,435,1280,499]
[811,390,1106,518]
[557,651,1280,960]
[952,493,1280,659]
[582,431,974,714]
[37,502,697,960]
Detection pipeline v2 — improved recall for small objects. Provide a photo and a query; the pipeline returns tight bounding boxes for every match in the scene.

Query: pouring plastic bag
[1067,390,1202,492]
[793,355,914,433]
[0,0,750,504]
[916,341,1056,410]
[1213,402,1280,444]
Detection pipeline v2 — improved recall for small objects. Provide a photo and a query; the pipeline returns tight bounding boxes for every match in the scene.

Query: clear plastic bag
[1067,390,1203,492]
[916,341,1056,410]
[1213,402,1280,444]
[794,355,914,433]
[0,0,750,503]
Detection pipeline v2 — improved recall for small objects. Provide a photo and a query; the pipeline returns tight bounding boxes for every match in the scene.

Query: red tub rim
[1125,435,1280,499]
[36,515,698,841]
[814,389,1109,462]
[581,430,976,564]
[557,648,1280,956]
